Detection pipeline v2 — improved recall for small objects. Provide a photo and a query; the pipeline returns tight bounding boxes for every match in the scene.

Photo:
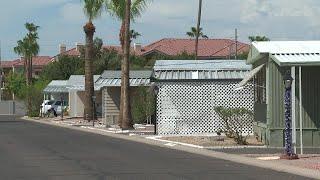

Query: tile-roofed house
[55,38,249,60]
[12,56,53,76]
[139,38,249,59]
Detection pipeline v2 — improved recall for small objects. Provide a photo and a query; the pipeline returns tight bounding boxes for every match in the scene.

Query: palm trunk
[121,0,133,129]
[118,21,125,127]
[83,21,95,121]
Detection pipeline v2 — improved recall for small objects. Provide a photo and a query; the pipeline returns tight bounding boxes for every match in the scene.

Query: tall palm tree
[14,22,40,115]
[106,0,149,51]
[121,0,133,129]
[186,27,208,39]
[106,0,150,128]
[82,0,104,121]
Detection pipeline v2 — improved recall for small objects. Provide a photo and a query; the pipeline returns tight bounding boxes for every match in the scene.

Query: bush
[214,106,253,145]
[131,86,155,124]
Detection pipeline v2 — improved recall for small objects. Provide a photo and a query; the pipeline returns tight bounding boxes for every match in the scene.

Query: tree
[120,0,133,129]
[248,36,270,42]
[82,0,104,121]
[106,0,150,51]
[106,0,150,128]
[186,27,208,39]
[14,22,40,116]
[14,23,40,86]
[130,29,141,42]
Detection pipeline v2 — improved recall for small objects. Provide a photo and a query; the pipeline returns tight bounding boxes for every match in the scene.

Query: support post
[291,67,296,154]
[299,66,303,154]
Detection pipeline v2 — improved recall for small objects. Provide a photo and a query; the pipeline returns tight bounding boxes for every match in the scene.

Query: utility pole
[235,28,238,59]
[195,0,203,60]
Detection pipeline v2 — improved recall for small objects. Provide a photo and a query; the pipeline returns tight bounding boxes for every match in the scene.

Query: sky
[1,0,320,60]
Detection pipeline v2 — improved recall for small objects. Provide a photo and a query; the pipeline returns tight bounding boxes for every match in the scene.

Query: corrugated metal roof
[67,75,100,91]
[252,41,320,54]
[43,80,68,93]
[96,71,152,89]
[154,60,251,71]
[271,53,320,66]
[153,60,250,80]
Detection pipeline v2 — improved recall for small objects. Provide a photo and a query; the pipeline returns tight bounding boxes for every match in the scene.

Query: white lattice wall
[156,81,254,135]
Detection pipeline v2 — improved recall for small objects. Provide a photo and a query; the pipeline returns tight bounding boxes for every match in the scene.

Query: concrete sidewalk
[24,117,320,179]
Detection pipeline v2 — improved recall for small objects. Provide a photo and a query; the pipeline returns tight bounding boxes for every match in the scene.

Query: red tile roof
[0,60,20,68]
[6,56,53,67]
[139,38,249,58]
[57,38,249,59]
[60,45,133,57]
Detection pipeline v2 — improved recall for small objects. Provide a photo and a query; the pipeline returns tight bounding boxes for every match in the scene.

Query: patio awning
[43,80,68,93]
[236,64,265,89]
[270,53,320,66]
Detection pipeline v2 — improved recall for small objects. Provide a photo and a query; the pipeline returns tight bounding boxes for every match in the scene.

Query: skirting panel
[156,81,254,135]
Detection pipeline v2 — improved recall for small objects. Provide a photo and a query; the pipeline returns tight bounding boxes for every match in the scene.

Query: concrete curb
[23,117,320,179]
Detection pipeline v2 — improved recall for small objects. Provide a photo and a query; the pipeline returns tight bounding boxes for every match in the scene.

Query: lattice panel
[156,81,254,135]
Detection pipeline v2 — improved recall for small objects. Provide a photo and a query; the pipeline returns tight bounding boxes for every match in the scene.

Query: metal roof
[270,53,320,66]
[96,70,152,89]
[153,60,250,80]
[248,41,320,66]
[252,41,320,54]
[67,75,100,91]
[154,60,251,71]
[43,80,68,93]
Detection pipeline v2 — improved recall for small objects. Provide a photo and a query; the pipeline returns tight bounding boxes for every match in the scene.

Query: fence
[156,81,254,135]
[0,101,16,121]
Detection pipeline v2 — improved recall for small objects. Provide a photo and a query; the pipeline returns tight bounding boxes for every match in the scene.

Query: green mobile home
[239,41,320,147]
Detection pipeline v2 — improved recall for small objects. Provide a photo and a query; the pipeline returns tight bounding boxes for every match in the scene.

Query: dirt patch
[161,136,264,147]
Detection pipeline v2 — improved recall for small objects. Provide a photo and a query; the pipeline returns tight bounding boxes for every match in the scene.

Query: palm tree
[106,0,150,128]
[130,29,141,42]
[186,27,208,39]
[248,36,270,42]
[82,0,104,121]
[121,0,133,129]
[106,0,149,51]
[14,22,40,115]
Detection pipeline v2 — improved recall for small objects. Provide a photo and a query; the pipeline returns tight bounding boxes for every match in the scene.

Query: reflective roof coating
[153,60,251,80]
[252,41,320,54]
[67,75,100,91]
[43,80,68,93]
[96,70,152,89]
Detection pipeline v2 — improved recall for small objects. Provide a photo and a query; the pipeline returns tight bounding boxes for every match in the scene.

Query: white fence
[156,81,254,135]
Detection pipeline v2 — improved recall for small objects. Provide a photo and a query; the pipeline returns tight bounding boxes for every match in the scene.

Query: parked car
[42,100,68,117]
[40,100,55,115]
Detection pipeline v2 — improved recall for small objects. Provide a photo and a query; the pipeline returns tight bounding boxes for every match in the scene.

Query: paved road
[0,117,312,180]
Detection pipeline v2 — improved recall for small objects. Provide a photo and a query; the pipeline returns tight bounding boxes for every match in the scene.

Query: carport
[238,41,320,149]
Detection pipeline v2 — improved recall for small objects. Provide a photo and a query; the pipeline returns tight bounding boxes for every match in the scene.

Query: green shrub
[214,106,253,145]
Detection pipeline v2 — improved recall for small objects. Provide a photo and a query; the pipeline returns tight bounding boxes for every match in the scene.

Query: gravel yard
[160,135,264,147]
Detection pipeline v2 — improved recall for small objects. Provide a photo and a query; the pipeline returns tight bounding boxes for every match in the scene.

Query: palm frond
[83,0,104,21]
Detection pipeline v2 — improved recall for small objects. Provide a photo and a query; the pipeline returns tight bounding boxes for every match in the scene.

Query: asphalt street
[0,116,313,180]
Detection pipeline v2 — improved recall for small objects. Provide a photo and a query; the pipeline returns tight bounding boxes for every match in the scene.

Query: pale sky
[1,0,320,60]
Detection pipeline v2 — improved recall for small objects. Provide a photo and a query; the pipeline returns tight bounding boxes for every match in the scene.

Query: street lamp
[152,84,159,135]
[281,70,298,160]
[92,95,96,127]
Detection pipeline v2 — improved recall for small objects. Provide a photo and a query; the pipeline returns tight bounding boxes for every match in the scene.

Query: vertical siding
[299,67,320,129]
[268,63,320,130]
[268,61,285,128]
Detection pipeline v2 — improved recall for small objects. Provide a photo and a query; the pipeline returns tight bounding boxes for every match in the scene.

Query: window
[54,101,62,106]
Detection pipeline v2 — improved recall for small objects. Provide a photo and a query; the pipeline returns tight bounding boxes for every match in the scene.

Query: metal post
[61,95,64,121]
[235,28,238,59]
[291,67,296,154]
[284,82,293,156]
[299,66,303,154]
[92,95,96,127]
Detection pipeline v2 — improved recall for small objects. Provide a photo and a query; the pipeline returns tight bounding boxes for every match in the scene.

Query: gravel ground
[161,136,264,147]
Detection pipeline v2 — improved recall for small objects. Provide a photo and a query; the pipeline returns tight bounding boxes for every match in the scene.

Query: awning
[270,53,320,66]
[236,64,265,89]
